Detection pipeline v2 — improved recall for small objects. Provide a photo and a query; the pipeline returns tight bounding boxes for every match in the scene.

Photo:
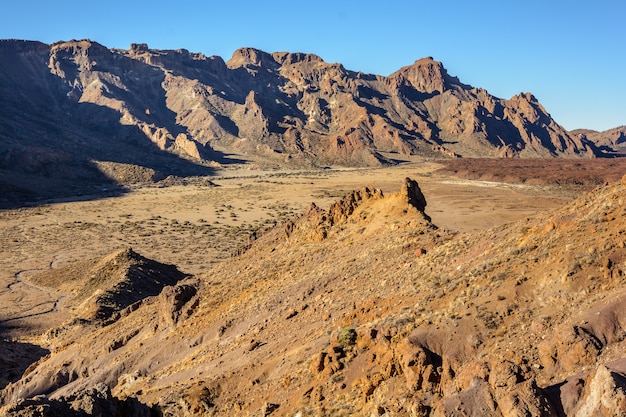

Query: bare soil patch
[436,157,626,186]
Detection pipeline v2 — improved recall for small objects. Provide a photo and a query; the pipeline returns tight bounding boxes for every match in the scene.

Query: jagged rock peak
[391,56,465,94]
[0,37,606,183]
[282,185,385,242]
[515,91,538,102]
[227,47,278,69]
[327,185,384,226]
[400,177,427,213]
[271,51,324,65]
[129,42,150,53]
[50,39,109,55]
[282,178,433,244]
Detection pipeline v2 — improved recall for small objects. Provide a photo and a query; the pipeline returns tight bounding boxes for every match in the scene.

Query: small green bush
[337,327,357,347]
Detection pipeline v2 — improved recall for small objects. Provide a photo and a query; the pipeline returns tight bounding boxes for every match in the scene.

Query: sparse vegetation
[336,328,357,347]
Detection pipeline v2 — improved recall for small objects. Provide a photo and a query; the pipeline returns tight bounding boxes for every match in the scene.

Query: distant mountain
[0,39,612,201]
[571,126,626,157]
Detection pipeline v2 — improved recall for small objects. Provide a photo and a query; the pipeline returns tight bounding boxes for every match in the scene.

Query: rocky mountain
[0,39,611,205]
[571,126,626,157]
[2,175,626,416]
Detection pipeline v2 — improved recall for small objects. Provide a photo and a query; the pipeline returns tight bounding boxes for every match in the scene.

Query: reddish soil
[436,157,626,186]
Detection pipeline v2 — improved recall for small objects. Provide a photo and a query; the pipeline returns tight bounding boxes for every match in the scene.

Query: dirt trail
[0,269,67,325]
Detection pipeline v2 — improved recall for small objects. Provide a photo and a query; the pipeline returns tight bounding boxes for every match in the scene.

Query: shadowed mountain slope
[29,247,191,324]
[0,40,216,207]
[571,126,626,157]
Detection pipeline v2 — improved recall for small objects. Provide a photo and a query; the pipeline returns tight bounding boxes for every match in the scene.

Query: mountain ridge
[0,39,612,182]
[571,126,626,157]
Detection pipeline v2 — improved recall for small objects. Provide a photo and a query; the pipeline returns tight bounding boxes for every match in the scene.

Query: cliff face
[0,40,217,206]
[0,39,605,178]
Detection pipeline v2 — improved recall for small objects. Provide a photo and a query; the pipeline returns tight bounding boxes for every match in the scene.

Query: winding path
[0,267,68,325]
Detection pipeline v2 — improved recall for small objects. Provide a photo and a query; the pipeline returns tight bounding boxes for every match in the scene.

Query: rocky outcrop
[401,177,428,214]
[389,56,467,95]
[29,247,190,325]
[283,185,385,242]
[284,177,431,242]
[158,278,200,327]
[74,248,188,323]
[1,383,154,416]
[572,366,626,416]
[572,126,626,157]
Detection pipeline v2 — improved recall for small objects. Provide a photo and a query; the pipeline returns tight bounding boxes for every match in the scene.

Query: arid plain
[0,156,584,339]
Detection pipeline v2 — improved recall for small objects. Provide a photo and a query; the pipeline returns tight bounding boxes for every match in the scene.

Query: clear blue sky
[1,0,624,131]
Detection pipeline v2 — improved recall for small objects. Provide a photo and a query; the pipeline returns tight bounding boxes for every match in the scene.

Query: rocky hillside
[0,39,610,205]
[2,176,626,416]
[571,126,626,157]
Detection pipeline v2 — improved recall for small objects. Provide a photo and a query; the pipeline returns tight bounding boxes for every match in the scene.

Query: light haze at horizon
[1,0,623,132]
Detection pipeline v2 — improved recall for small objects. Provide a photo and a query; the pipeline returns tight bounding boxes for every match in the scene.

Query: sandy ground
[0,158,576,339]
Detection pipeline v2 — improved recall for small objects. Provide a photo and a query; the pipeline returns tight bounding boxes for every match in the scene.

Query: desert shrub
[337,327,357,347]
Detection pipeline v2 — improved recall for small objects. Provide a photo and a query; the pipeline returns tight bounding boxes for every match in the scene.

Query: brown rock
[396,338,442,392]
[538,325,603,374]
[495,379,557,417]
[326,186,384,225]
[557,377,586,415]
[415,247,427,256]
[400,177,428,213]
[173,133,204,159]
[489,360,526,390]
[159,279,199,326]
[1,383,154,416]
[603,249,626,281]
[309,352,326,375]
[440,377,499,416]
[573,365,626,416]
[390,56,461,94]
